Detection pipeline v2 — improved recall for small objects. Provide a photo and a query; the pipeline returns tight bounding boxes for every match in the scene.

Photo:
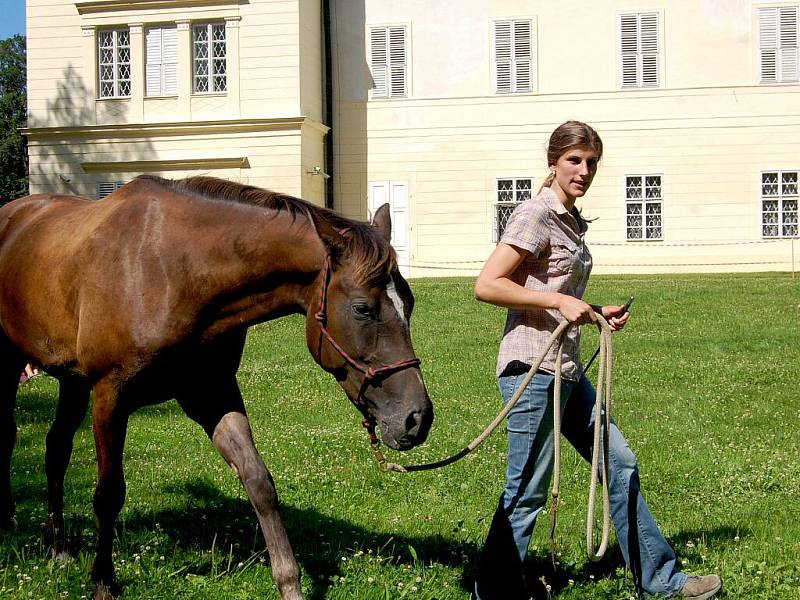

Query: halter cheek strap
[313,255,421,415]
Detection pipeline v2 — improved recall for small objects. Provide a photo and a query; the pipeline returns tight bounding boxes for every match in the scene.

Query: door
[368,181,410,277]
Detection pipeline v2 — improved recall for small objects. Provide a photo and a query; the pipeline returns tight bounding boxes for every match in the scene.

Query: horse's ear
[309,211,349,263]
[371,203,392,243]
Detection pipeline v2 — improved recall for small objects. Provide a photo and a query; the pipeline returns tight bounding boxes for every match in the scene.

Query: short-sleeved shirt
[496,187,593,380]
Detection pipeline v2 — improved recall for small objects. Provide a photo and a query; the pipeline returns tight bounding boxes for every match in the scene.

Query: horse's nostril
[405,410,422,435]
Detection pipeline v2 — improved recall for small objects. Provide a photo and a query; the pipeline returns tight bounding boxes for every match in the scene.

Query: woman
[473,121,721,600]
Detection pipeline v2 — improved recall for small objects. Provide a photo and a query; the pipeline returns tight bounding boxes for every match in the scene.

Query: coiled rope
[369,316,614,561]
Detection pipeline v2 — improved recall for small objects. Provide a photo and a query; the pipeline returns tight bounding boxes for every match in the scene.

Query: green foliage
[2,272,799,598]
[0,34,28,204]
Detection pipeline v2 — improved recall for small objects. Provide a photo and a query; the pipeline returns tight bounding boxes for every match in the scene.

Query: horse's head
[306,205,433,451]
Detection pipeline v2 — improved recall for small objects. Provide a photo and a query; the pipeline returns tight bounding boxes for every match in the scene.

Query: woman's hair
[540,120,603,190]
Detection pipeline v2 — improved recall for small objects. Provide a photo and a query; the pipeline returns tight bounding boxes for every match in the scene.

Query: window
[626,175,662,240]
[619,12,659,88]
[758,6,799,83]
[369,26,407,98]
[494,19,532,94]
[193,23,227,93]
[96,181,126,199]
[494,178,532,241]
[761,171,798,237]
[146,26,178,97]
[98,28,131,98]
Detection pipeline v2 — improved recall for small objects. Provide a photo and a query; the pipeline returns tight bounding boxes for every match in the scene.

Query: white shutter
[370,27,388,98]
[388,26,406,97]
[640,13,659,87]
[162,26,178,95]
[494,21,512,93]
[513,20,532,92]
[760,8,779,82]
[620,14,639,87]
[145,27,163,97]
[780,6,799,81]
[146,26,178,97]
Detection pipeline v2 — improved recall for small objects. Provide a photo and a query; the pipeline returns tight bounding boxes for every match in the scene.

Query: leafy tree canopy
[0,34,28,204]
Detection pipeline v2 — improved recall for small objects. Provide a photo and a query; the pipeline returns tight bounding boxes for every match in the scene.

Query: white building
[24,1,800,275]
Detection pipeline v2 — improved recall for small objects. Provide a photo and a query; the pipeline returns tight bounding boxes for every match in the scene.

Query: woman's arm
[474,243,597,325]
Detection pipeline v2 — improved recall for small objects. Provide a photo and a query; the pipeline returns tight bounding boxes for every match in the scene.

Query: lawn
[2,272,799,599]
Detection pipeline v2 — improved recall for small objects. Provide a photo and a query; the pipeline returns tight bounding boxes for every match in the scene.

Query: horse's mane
[135,175,396,285]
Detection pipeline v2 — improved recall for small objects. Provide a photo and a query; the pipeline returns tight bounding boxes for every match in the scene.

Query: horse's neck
[194,207,325,338]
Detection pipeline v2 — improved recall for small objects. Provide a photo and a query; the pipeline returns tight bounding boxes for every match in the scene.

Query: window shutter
[494,21,512,93]
[162,26,178,95]
[145,28,162,97]
[780,6,799,81]
[620,14,639,87]
[513,20,532,92]
[639,13,659,87]
[370,27,388,98]
[388,26,406,97]
[146,26,178,96]
[760,8,779,82]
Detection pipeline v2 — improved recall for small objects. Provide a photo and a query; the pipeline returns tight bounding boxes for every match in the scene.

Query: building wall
[25,0,328,206]
[330,0,800,275]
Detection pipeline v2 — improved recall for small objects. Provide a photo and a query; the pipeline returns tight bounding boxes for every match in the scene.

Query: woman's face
[550,146,600,206]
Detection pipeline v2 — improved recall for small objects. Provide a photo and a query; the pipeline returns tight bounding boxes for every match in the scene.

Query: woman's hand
[556,294,597,325]
[600,304,631,331]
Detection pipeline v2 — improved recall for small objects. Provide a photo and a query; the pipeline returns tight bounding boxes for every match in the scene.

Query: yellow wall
[330,0,800,275]
[25,0,327,206]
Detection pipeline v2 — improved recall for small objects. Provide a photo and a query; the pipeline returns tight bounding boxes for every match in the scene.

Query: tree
[0,34,27,204]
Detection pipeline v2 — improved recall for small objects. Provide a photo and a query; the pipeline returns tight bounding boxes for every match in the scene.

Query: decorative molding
[75,0,244,15]
[81,25,96,36]
[225,16,241,27]
[129,23,143,34]
[23,117,330,141]
[176,20,191,30]
[81,157,250,173]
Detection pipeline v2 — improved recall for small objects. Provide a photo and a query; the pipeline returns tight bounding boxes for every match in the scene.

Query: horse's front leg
[45,375,91,557]
[213,411,303,600]
[0,342,24,530]
[89,378,130,600]
[178,392,303,600]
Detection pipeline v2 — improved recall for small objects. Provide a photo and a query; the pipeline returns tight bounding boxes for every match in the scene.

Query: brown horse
[0,175,433,600]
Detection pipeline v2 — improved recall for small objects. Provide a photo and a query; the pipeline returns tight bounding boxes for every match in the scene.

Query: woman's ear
[370,203,392,243]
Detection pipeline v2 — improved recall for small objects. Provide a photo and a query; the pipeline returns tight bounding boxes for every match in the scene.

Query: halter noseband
[314,255,421,420]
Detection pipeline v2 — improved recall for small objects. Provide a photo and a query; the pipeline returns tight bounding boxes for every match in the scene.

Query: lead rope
[369,316,614,562]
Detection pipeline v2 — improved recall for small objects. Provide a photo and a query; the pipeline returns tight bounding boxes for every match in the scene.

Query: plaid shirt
[496,187,593,380]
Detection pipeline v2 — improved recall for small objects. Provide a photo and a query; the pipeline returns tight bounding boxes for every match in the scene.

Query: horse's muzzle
[379,401,433,451]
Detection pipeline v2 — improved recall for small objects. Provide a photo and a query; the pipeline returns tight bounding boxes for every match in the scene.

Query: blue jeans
[475,370,687,599]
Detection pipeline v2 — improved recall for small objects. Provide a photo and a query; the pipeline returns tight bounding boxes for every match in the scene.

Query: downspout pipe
[322,0,334,209]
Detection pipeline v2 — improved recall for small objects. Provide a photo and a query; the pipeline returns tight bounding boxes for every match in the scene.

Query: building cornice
[22,117,330,141]
[81,157,250,173]
[75,0,245,15]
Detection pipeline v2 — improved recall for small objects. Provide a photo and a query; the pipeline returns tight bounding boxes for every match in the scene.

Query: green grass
[2,272,799,599]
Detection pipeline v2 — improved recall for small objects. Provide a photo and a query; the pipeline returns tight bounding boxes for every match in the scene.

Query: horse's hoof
[93,583,117,600]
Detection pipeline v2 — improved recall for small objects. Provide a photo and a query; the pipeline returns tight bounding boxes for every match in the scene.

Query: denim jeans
[475,370,687,599]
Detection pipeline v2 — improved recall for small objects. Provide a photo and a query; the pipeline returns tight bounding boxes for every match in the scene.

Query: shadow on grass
[1,473,744,600]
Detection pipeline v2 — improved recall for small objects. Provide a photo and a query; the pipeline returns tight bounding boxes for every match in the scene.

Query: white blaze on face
[386,275,408,328]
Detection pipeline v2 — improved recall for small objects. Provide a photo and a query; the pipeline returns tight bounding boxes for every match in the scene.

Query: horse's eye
[351,302,372,320]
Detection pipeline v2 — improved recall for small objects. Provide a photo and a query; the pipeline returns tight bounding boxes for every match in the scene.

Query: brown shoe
[680,574,722,600]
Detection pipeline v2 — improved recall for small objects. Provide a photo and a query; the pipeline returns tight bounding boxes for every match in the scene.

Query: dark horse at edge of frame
[0,175,434,600]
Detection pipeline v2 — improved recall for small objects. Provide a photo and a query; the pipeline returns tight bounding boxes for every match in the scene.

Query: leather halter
[314,255,421,421]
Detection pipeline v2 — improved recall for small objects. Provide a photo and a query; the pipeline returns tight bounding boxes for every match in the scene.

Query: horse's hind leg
[45,375,91,557]
[177,385,303,600]
[89,377,130,600]
[0,338,24,529]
